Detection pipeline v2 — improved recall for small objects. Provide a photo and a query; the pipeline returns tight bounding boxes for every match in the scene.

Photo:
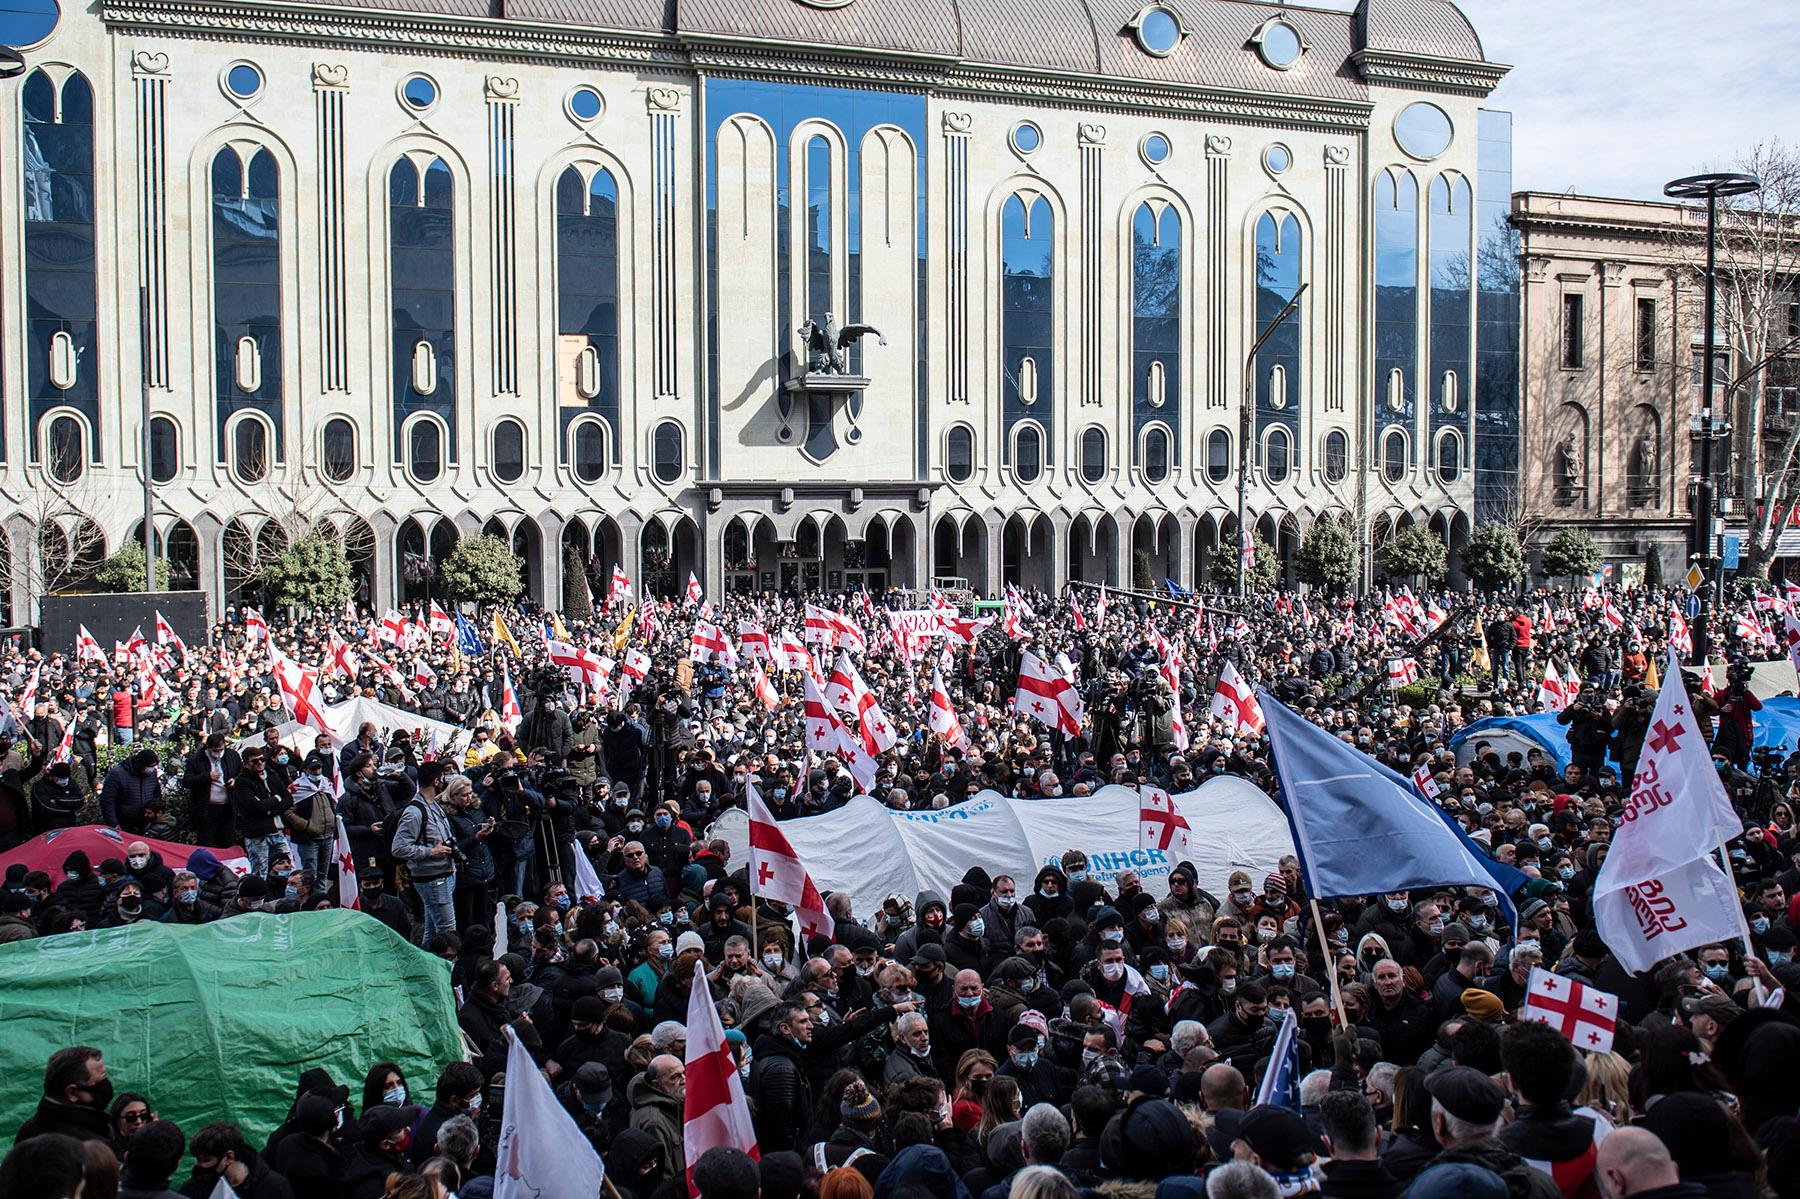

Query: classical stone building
[0,0,1519,616]
[1514,191,1800,581]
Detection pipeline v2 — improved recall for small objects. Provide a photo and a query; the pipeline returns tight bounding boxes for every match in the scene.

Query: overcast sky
[1320,0,1800,201]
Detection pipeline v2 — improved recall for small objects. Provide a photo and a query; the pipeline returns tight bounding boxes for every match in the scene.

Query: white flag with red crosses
[1520,967,1617,1054]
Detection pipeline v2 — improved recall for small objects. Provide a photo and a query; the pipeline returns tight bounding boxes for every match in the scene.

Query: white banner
[715,777,1293,914]
[887,609,953,640]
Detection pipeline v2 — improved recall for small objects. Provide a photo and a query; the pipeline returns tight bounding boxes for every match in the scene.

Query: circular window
[567,86,604,124]
[1258,20,1303,69]
[0,0,60,48]
[1263,143,1292,175]
[1141,133,1171,167]
[224,63,263,101]
[1394,102,1453,160]
[400,74,439,113]
[1134,6,1182,56]
[1010,122,1042,156]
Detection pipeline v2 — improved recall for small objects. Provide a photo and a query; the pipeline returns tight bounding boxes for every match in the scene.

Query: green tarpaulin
[0,910,464,1145]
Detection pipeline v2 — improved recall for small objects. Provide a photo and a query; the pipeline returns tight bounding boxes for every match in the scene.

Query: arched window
[211,146,283,459]
[491,419,525,484]
[1080,427,1106,483]
[1264,426,1291,485]
[1143,424,1171,484]
[321,418,355,482]
[148,416,179,484]
[409,418,443,483]
[652,421,683,484]
[572,420,606,484]
[232,417,269,483]
[390,157,456,461]
[1206,429,1231,484]
[1436,429,1462,483]
[1374,170,1419,436]
[1002,193,1054,453]
[1323,430,1348,484]
[946,426,974,483]
[1383,429,1408,483]
[556,166,620,452]
[1014,423,1044,484]
[1254,211,1303,437]
[46,414,83,483]
[1133,201,1180,457]
[805,135,832,320]
[1429,175,1472,435]
[23,70,98,460]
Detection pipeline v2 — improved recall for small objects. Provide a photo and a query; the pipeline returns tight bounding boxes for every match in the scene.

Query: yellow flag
[1645,657,1660,691]
[492,611,522,658]
[1471,638,1491,675]
[612,607,637,654]
[551,611,571,642]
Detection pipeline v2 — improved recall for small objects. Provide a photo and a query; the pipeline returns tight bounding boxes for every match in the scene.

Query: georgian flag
[1387,657,1420,689]
[682,947,761,1198]
[827,651,897,755]
[272,651,333,733]
[685,572,704,606]
[1069,593,1087,632]
[1138,785,1191,855]
[327,634,359,681]
[618,648,652,696]
[689,619,739,667]
[75,624,106,664]
[154,610,185,654]
[746,782,832,943]
[1412,761,1441,801]
[609,563,631,608]
[428,602,455,639]
[1015,650,1083,736]
[1668,611,1692,660]
[499,662,522,732]
[334,816,360,911]
[749,663,780,711]
[804,604,866,653]
[18,663,41,718]
[1208,660,1265,735]
[243,609,269,648]
[1520,967,1617,1054]
[928,665,965,747]
[779,630,824,683]
[802,674,878,790]
[412,657,437,690]
[1602,598,1626,631]
[1537,662,1572,713]
[378,609,407,647]
[548,639,606,687]
[738,621,773,664]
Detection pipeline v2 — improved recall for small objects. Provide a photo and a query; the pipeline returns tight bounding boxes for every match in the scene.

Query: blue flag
[1255,1009,1301,1110]
[1163,577,1190,598]
[1258,688,1526,930]
[456,613,485,658]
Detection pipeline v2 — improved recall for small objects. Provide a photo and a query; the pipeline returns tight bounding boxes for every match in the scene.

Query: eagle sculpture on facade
[798,311,885,375]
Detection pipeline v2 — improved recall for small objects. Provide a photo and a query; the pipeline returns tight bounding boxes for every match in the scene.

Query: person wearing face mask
[49,850,105,925]
[100,882,158,928]
[1158,865,1216,945]
[271,1092,344,1199]
[928,969,1004,1079]
[407,1061,484,1167]
[978,875,1022,959]
[17,1045,115,1143]
[944,903,990,974]
[553,1061,617,1157]
[31,759,91,834]
[1352,890,1415,950]
[99,747,164,835]
[994,1023,1063,1108]
[1022,865,1071,928]
[338,1104,418,1199]
[893,891,949,963]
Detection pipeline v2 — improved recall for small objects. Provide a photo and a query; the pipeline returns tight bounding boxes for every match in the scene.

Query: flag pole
[1717,843,1756,958]
[1308,897,1348,1027]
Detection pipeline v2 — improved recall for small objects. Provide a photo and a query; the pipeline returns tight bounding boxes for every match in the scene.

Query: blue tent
[1450,714,1572,773]
[1753,695,1800,757]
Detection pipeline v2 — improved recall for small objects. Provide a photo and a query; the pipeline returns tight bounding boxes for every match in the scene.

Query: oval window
[47,414,83,483]
[1268,363,1288,410]
[0,0,60,47]
[149,416,179,484]
[49,330,76,390]
[1383,429,1407,483]
[233,418,268,483]
[1259,20,1303,68]
[235,335,262,394]
[1394,102,1453,160]
[492,419,525,484]
[410,419,443,483]
[411,340,438,397]
[1264,144,1292,175]
[322,417,355,483]
[1146,360,1167,408]
[1323,430,1348,484]
[573,421,605,484]
[1080,427,1106,483]
[1206,429,1231,484]
[652,421,683,484]
[1143,425,1170,484]
[1387,367,1405,412]
[1265,427,1290,485]
[1135,6,1182,56]
[946,426,974,483]
[1019,356,1039,406]
[1438,430,1462,482]
[1441,369,1459,412]
[1014,424,1043,483]
[576,344,601,400]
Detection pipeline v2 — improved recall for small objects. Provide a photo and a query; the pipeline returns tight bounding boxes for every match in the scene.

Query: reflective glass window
[1437,430,1462,482]
[410,419,442,483]
[1002,194,1054,462]
[0,0,58,46]
[652,421,683,483]
[226,63,262,100]
[47,414,82,482]
[1136,7,1181,55]
[1133,202,1181,469]
[492,419,524,483]
[1323,430,1348,483]
[1206,429,1230,483]
[1260,21,1302,67]
[23,70,98,462]
[148,416,178,484]
[1429,175,1472,454]
[569,87,603,122]
[212,147,283,462]
[390,157,456,461]
[806,136,832,321]
[1374,171,1419,439]
[1395,103,1453,159]
[1383,430,1407,482]
[1014,424,1042,483]
[233,418,268,482]
[557,167,620,457]
[1254,211,1302,463]
[1080,427,1105,483]
[1265,427,1290,484]
[573,420,605,483]
[946,426,974,482]
[1143,425,1170,483]
[322,418,355,482]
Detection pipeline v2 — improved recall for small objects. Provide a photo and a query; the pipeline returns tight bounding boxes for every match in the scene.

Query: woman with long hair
[1576,1051,1631,1126]
[1380,1066,1440,1184]
[951,1050,998,1133]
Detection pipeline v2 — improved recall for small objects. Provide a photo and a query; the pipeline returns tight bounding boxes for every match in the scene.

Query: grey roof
[1352,0,1483,61]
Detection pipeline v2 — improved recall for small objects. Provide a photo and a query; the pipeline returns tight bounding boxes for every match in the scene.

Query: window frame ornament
[1252,15,1307,70]
[397,73,439,115]
[1140,132,1172,168]
[1128,4,1187,58]
[1393,102,1454,162]
[221,61,264,104]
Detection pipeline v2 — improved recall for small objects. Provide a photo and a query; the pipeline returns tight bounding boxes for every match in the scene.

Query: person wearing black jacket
[231,748,292,877]
[271,1095,342,1199]
[181,734,241,849]
[337,755,391,883]
[748,997,908,1153]
[31,761,88,832]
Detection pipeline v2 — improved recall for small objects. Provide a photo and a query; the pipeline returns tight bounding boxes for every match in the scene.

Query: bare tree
[1666,141,1800,577]
[10,472,113,616]
[219,437,376,602]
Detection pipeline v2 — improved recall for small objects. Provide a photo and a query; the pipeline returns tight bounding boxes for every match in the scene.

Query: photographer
[1556,684,1613,779]
[1609,683,1654,781]
[1714,662,1762,769]
[446,773,499,930]
[480,756,544,899]
[603,708,651,801]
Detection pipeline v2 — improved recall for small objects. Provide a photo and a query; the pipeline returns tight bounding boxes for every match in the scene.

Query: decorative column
[1079,123,1105,409]
[942,112,971,405]
[1205,135,1231,413]
[648,87,681,401]
[313,63,350,394]
[133,51,170,390]
[1323,145,1349,414]
[486,77,520,396]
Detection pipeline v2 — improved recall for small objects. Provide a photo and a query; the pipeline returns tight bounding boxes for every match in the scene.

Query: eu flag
[1255,1009,1301,1110]
[456,613,486,658]
[1258,688,1526,930]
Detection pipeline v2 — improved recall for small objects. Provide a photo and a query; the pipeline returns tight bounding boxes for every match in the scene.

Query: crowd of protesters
[4,578,1800,1199]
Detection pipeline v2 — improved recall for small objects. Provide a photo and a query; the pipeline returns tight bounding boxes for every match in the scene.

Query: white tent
[236,697,473,762]
[712,777,1294,914]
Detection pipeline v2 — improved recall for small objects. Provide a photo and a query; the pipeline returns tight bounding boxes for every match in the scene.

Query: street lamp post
[1237,282,1308,598]
[1664,172,1761,660]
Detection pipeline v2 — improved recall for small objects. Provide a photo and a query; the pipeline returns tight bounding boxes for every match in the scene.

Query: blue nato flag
[1257,689,1527,931]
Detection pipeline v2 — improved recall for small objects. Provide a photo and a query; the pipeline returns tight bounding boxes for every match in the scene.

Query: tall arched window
[1002,193,1054,460]
[805,136,832,320]
[1080,426,1106,483]
[46,414,83,483]
[390,157,456,463]
[1142,424,1171,484]
[232,416,269,483]
[1429,174,1472,447]
[572,419,606,484]
[652,421,684,484]
[1254,211,1303,458]
[556,166,620,455]
[409,418,443,483]
[321,417,356,482]
[1374,170,1419,440]
[946,426,974,483]
[1206,429,1231,483]
[491,418,525,484]
[1133,201,1180,468]
[1323,430,1348,484]
[212,146,283,461]
[23,70,98,465]
[1264,426,1291,485]
[148,416,179,484]
[1014,423,1044,484]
